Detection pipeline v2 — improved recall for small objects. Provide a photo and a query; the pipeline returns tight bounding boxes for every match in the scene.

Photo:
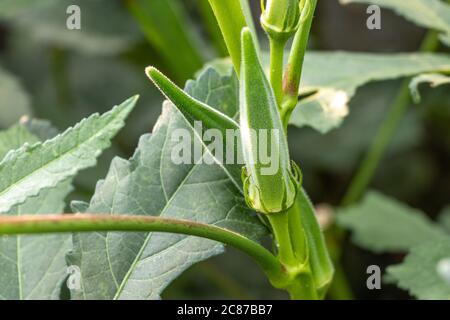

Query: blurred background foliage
[0,0,449,299]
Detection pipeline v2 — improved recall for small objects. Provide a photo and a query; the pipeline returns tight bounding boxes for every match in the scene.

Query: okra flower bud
[261,0,303,40]
[240,28,301,214]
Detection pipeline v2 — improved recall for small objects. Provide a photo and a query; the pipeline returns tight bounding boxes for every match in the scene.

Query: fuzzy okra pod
[239,28,301,215]
[239,27,333,297]
[146,67,239,133]
[146,67,244,182]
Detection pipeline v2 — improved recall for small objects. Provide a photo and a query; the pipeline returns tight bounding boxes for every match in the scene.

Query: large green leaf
[338,192,448,253]
[387,241,450,300]
[67,68,265,300]
[0,67,31,128]
[0,96,138,213]
[292,52,450,133]
[0,0,141,55]
[0,124,71,300]
[341,0,450,46]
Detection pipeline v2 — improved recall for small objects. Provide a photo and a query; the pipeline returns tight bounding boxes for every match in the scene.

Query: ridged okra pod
[239,28,301,215]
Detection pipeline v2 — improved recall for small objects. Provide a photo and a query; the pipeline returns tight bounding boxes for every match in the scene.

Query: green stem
[266,201,320,300]
[341,30,440,206]
[281,0,317,122]
[285,201,319,300]
[207,0,247,75]
[0,214,283,283]
[287,198,308,263]
[287,268,319,300]
[267,212,297,267]
[269,38,287,106]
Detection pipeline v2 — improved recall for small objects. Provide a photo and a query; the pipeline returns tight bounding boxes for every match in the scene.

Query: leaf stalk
[0,214,284,285]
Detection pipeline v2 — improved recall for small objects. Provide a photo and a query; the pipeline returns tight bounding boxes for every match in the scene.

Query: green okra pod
[146,67,239,133]
[239,28,301,214]
[146,67,244,183]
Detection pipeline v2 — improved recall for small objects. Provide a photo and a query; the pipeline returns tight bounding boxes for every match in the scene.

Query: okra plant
[0,0,450,300]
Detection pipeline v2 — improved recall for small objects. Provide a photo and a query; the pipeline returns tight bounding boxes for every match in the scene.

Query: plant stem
[341,30,440,206]
[269,38,287,106]
[267,212,297,267]
[287,197,308,263]
[281,0,317,124]
[0,214,283,283]
[207,0,247,75]
[266,195,325,300]
[285,202,319,300]
[287,268,319,300]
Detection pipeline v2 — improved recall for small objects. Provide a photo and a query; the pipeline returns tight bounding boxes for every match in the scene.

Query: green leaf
[387,241,450,300]
[0,125,72,300]
[341,0,450,46]
[292,52,450,133]
[1,0,141,56]
[0,66,31,128]
[67,69,266,300]
[0,96,138,213]
[409,73,450,103]
[128,0,204,83]
[338,192,448,253]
